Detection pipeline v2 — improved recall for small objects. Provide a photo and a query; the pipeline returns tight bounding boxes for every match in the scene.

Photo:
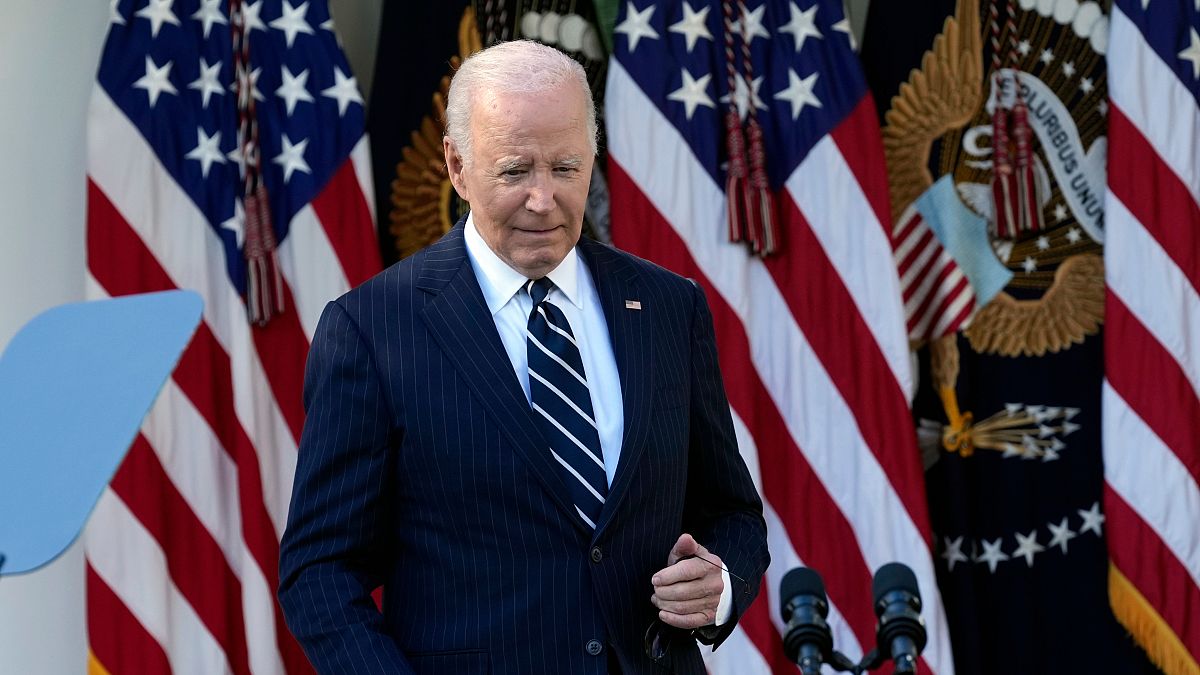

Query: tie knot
[525,277,554,306]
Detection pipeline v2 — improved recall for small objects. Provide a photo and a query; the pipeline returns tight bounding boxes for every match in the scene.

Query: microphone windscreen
[872,562,920,605]
[779,567,827,621]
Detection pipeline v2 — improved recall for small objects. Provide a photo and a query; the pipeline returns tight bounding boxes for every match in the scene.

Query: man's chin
[509,248,570,278]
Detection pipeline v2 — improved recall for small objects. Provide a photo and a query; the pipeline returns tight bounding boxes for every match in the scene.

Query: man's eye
[504,169,526,177]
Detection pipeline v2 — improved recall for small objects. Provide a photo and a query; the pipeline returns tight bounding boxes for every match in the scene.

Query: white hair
[445,40,597,165]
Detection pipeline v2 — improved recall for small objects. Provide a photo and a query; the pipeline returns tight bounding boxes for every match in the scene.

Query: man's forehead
[474,81,586,112]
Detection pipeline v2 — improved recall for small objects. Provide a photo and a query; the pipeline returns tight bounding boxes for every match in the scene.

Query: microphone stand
[803,647,906,675]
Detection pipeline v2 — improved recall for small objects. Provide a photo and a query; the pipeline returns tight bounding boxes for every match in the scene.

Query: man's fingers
[651,576,722,602]
[651,557,709,587]
[651,594,717,616]
[667,533,702,565]
[657,608,716,630]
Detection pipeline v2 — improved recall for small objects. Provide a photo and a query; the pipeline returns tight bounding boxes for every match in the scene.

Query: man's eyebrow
[494,157,528,173]
[554,157,584,168]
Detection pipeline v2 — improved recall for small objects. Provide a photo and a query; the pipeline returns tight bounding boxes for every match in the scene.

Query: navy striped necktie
[524,277,607,529]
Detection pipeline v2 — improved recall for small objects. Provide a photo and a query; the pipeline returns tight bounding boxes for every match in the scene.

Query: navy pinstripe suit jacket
[279,223,769,674]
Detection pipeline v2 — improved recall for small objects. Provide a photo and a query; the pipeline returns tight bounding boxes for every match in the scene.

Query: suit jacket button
[585,639,604,656]
[590,546,603,563]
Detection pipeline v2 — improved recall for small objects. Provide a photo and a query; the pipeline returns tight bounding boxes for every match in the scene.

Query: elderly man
[278,40,768,674]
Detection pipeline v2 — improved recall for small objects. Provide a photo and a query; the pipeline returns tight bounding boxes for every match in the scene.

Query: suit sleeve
[682,280,770,648]
[277,300,415,674]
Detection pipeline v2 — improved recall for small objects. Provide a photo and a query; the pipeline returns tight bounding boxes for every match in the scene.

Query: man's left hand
[650,533,724,629]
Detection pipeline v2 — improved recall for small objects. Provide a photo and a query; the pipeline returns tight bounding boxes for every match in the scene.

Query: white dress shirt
[463,213,732,626]
[464,213,625,486]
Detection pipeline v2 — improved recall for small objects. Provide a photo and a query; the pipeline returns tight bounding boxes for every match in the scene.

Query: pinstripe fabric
[279,221,769,674]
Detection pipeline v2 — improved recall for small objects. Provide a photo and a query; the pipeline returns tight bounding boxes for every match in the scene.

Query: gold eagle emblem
[387,8,483,260]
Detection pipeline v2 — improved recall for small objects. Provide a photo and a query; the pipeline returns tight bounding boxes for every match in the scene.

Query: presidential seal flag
[862,0,1159,672]
[605,1,953,672]
[1103,1,1200,672]
[84,0,379,672]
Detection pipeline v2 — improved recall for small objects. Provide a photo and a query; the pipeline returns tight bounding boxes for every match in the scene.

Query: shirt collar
[464,212,584,315]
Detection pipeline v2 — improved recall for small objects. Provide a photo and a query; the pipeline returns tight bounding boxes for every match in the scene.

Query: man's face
[445,81,595,279]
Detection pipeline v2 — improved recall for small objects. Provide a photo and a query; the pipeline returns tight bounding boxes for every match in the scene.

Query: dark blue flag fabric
[861,1,1160,672]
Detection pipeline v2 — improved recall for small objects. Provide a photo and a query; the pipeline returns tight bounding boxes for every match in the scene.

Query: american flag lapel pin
[625,300,642,310]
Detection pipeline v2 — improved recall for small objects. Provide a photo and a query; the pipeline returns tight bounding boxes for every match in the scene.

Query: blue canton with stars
[612,0,867,190]
[99,0,365,293]
[1116,0,1200,107]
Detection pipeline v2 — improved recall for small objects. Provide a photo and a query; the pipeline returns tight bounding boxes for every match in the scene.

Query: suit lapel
[417,224,592,537]
[578,238,655,537]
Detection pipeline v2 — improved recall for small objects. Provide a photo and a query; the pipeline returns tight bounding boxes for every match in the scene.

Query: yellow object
[87,650,113,675]
[1109,565,1200,675]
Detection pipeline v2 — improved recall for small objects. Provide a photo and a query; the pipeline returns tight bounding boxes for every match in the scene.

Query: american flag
[1103,0,1200,671]
[893,200,976,343]
[605,1,953,672]
[83,1,379,673]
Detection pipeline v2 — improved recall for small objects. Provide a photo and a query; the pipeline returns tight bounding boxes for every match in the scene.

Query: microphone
[779,567,834,674]
[870,562,927,674]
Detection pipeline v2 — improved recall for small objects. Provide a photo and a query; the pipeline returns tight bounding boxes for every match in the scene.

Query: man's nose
[525,175,555,214]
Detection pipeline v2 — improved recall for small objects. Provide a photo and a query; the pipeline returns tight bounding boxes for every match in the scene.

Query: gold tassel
[1109,565,1200,675]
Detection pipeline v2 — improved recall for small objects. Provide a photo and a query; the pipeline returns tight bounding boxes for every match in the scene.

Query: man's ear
[444,137,469,201]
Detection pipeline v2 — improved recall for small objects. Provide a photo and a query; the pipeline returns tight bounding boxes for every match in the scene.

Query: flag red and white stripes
[605,1,954,666]
[1103,3,1200,673]
[894,203,976,343]
[83,1,379,672]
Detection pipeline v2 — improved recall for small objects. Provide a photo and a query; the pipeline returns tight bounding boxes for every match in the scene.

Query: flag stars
[779,2,822,52]
[1062,61,1077,77]
[185,127,225,178]
[669,3,712,53]
[1078,502,1106,536]
[1040,48,1054,65]
[110,0,125,25]
[188,58,224,108]
[832,16,856,50]
[1017,39,1032,56]
[942,535,968,572]
[1036,235,1050,251]
[732,4,770,43]
[775,69,822,120]
[271,1,315,48]
[227,137,248,178]
[668,68,715,120]
[1047,517,1077,554]
[1012,530,1045,567]
[322,67,363,116]
[1022,256,1037,273]
[1079,77,1095,94]
[1097,99,1108,116]
[1178,28,1200,79]
[274,135,311,182]
[133,56,178,108]
[720,73,767,120]
[615,2,659,52]
[222,199,245,249]
[1066,226,1083,244]
[135,0,180,38]
[276,66,314,115]
[191,0,227,39]
[239,0,268,33]
[232,64,266,103]
[977,538,1010,573]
